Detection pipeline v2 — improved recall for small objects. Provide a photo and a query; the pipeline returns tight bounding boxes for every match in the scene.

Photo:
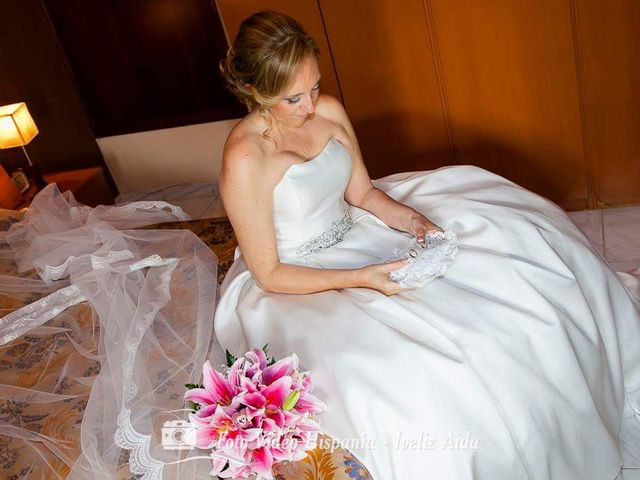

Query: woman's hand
[402,210,443,244]
[356,258,412,296]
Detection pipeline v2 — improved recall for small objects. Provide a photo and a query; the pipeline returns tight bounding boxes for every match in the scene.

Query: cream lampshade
[0,102,46,189]
[0,102,39,149]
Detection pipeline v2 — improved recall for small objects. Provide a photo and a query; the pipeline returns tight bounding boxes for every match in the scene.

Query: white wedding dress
[214,137,640,479]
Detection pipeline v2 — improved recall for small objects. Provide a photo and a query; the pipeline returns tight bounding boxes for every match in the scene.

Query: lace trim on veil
[1,184,220,479]
[0,284,86,346]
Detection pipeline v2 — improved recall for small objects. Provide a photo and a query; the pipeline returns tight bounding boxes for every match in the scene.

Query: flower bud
[282,390,300,411]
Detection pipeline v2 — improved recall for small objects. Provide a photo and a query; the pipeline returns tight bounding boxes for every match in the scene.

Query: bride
[213,10,640,480]
[1,8,636,480]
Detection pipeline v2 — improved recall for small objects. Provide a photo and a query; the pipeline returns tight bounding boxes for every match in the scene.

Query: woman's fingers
[417,224,443,243]
[383,258,410,272]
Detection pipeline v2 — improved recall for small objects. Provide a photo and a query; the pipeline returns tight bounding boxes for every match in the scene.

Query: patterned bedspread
[0,209,372,480]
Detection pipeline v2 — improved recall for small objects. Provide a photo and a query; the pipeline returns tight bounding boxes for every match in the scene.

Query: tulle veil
[4,183,640,479]
[0,184,226,478]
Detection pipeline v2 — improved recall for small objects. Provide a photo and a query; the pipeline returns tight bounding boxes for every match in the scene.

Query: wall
[42,0,244,137]
[0,0,115,193]
[216,0,640,211]
[10,1,634,210]
[97,0,341,195]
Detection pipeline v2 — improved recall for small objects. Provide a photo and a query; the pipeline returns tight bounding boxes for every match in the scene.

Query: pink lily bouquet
[184,345,327,479]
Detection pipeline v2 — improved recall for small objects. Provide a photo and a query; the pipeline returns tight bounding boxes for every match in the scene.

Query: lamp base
[24,163,47,190]
[0,164,21,209]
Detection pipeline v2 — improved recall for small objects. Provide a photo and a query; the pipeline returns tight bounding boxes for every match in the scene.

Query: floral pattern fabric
[0,210,372,479]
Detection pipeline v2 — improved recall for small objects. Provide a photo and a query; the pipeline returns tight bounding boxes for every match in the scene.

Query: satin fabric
[214,137,640,479]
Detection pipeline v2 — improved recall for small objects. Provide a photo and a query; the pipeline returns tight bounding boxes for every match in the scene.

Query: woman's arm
[219,134,408,295]
[318,95,442,242]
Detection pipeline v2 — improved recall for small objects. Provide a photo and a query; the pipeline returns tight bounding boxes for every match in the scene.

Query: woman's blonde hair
[219,10,320,144]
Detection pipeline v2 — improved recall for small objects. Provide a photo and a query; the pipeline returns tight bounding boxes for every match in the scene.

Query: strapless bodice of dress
[271,137,353,261]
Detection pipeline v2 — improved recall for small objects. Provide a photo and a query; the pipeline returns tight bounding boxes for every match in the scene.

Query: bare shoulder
[315,93,355,143]
[219,115,295,207]
[312,95,363,164]
[221,114,267,172]
[316,93,347,120]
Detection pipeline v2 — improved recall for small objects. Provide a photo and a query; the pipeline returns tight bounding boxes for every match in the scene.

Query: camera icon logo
[161,420,196,450]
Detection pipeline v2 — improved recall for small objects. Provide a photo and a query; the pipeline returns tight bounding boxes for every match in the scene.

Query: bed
[0,206,373,479]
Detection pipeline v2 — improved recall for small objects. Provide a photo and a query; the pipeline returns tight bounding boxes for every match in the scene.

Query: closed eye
[286,84,320,104]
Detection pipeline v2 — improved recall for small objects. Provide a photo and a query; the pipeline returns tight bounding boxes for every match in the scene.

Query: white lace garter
[385,230,459,288]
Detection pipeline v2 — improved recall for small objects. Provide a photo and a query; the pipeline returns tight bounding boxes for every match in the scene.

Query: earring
[259,106,270,118]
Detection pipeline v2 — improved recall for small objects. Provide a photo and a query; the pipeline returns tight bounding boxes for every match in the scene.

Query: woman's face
[270,55,321,128]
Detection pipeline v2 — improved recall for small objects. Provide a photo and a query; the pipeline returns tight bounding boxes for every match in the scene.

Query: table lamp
[0,102,47,189]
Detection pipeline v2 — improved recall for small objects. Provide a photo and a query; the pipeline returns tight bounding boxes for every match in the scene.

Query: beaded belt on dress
[295,208,353,257]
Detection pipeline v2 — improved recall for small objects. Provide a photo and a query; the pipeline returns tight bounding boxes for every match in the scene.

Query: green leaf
[225,349,237,368]
[267,356,276,366]
[186,400,201,413]
[262,343,269,354]
[184,383,204,390]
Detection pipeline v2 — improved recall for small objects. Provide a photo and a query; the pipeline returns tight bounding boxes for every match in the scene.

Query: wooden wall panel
[215,0,342,105]
[427,0,589,210]
[574,0,640,206]
[217,1,640,211]
[318,0,454,176]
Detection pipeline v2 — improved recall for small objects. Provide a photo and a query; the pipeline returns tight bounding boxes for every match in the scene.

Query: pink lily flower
[294,391,327,415]
[240,376,293,426]
[262,354,298,385]
[271,432,311,463]
[210,455,228,477]
[241,391,267,410]
[290,370,312,391]
[227,357,247,388]
[263,376,293,427]
[189,405,261,450]
[216,448,274,479]
[184,360,238,407]
[194,393,245,420]
[250,446,274,479]
[294,411,322,432]
[246,348,268,369]
[282,410,301,427]
[240,375,258,393]
[217,448,274,480]
[257,416,282,436]
[185,348,326,480]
